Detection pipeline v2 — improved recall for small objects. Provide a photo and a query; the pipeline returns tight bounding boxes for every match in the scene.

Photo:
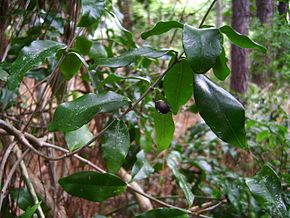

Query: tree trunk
[0,0,9,61]
[252,0,274,86]
[216,0,223,27]
[230,0,250,93]
[278,0,289,21]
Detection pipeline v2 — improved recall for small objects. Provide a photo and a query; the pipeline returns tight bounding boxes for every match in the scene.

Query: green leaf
[48,91,130,132]
[0,68,9,81]
[131,150,154,181]
[7,40,65,90]
[219,25,267,53]
[18,201,41,218]
[163,59,193,114]
[77,0,105,27]
[97,74,150,89]
[95,47,173,68]
[60,52,85,80]
[183,24,222,74]
[89,42,107,61]
[167,151,194,207]
[193,74,246,147]
[102,120,130,173]
[135,208,189,218]
[154,111,175,152]
[10,189,49,213]
[65,125,95,151]
[59,171,127,202]
[75,36,93,55]
[141,21,183,40]
[212,47,231,81]
[246,165,287,218]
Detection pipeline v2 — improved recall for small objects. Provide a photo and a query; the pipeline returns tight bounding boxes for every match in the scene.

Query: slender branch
[199,0,217,28]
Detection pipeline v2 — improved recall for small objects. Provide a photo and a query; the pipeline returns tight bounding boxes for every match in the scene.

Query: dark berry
[155,100,170,114]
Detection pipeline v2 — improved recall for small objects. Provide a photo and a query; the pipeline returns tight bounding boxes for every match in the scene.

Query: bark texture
[230,0,250,93]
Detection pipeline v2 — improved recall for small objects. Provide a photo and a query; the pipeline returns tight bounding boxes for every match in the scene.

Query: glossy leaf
[89,42,107,61]
[48,91,130,132]
[10,189,49,213]
[0,68,9,81]
[102,120,130,173]
[135,208,189,218]
[60,52,84,80]
[212,48,231,81]
[75,36,93,55]
[183,24,222,73]
[78,0,105,27]
[59,171,127,202]
[167,151,194,207]
[7,40,65,90]
[141,21,183,40]
[164,59,193,114]
[193,74,246,147]
[131,150,154,181]
[18,201,41,218]
[219,25,267,53]
[154,111,175,152]
[97,74,150,89]
[246,165,287,218]
[95,47,173,68]
[65,125,95,151]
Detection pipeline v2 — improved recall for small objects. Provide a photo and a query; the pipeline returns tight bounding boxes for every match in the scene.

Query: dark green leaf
[59,171,127,202]
[141,21,183,40]
[167,151,194,207]
[7,40,65,90]
[246,165,287,218]
[154,111,175,152]
[89,42,107,61]
[135,208,189,218]
[18,201,41,218]
[65,125,95,151]
[48,91,130,132]
[212,47,231,81]
[131,150,154,181]
[164,60,193,114]
[102,120,130,173]
[97,74,150,89]
[219,25,267,53]
[95,47,173,68]
[25,68,49,80]
[77,0,105,27]
[193,74,246,147]
[60,52,85,80]
[75,36,93,55]
[183,24,222,73]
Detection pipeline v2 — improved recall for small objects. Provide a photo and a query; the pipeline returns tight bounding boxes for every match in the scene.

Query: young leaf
[102,120,130,173]
[183,24,222,74]
[212,48,231,81]
[154,111,175,152]
[167,151,194,207]
[7,40,65,90]
[163,59,193,114]
[219,25,267,53]
[193,74,246,147]
[77,0,105,27]
[131,150,154,181]
[48,91,130,132]
[65,125,95,151]
[246,165,287,218]
[0,68,9,81]
[141,21,184,40]
[75,36,93,55]
[59,171,127,202]
[135,208,189,218]
[60,52,85,80]
[18,201,41,218]
[95,47,173,68]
